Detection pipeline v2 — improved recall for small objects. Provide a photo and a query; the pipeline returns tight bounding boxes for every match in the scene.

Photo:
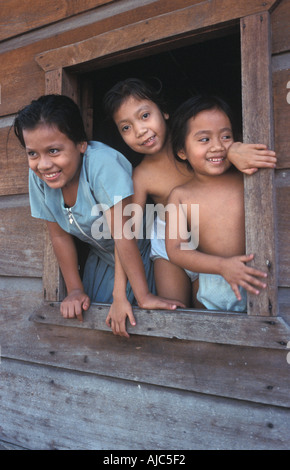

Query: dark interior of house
[91,31,242,166]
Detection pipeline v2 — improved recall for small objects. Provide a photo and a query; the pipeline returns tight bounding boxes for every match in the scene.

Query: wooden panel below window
[1,357,289,449]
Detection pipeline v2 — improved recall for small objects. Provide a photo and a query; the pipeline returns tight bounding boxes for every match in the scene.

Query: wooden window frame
[32,0,290,349]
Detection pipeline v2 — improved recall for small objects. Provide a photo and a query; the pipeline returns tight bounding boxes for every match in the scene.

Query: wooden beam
[0,0,113,42]
[30,302,290,349]
[35,0,280,72]
[241,13,278,316]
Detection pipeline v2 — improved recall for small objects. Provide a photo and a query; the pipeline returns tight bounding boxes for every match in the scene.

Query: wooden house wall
[0,0,290,450]
[272,0,290,292]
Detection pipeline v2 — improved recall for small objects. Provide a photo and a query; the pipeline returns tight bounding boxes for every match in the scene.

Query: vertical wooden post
[240,13,278,316]
[42,68,79,301]
[81,77,94,140]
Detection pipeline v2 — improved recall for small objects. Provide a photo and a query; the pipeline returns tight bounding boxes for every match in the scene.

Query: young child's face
[23,123,87,189]
[178,108,234,176]
[113,96,169,155]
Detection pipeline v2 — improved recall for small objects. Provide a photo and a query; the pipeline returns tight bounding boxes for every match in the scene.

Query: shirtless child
[166,95,268,311]
[103,80,275,333]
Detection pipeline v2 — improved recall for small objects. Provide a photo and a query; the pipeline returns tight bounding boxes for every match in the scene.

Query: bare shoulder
[133,155,167,190]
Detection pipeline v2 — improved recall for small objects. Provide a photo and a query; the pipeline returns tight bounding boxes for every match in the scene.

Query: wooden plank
[273,69,290,169]
[279,287,290,315]
[30,302,290,350]
[240,13,278,316]
[0,0,113,42]
[276,170,290,285]
[81,78,94,140]
[0,440,27,450]
[0,205,44,277]
[1,1,144,116]
[35,0,280,72]
[271,0,290,54]
[1,278,290,408]
[0,45,45,117]
[19,319,290,408]
[1,358,289,450]
[0,126,29,196]
[0,0,170,56]
[0,0,277,116]
[42,226,66,302]
[0,0,279,117]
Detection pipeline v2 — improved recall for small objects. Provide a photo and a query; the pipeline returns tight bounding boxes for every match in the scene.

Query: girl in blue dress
[14,94,181,327]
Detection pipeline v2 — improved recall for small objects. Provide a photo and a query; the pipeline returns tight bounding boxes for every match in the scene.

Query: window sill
[30,301,290,350]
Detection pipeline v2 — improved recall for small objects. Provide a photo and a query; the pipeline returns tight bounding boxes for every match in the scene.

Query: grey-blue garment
[29,141,155,303]
[197,273,247,312]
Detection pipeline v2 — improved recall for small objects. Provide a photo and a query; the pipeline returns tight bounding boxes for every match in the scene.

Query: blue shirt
[29,141,134,266]
[28,141,154,303]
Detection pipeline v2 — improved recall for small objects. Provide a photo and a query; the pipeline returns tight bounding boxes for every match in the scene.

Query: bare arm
[105,246,136,338]
[47,221,90,321]
[165,189,267,300]
[105,193,186,337]
[105,170,147,337]
[228,142,276,175]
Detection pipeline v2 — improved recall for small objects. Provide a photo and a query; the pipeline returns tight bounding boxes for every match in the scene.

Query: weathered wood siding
[0,0,290,450]
[272,0,290,289]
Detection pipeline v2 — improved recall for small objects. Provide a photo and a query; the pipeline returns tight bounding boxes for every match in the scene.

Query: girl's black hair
[103,77,168,119]
[170,94,235,166]
[14,94,88,148]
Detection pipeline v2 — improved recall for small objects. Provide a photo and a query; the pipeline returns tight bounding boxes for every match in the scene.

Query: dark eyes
[27,151,37,158]
[199,134,232,143]
[120,112,150,133]
[26,148,59,157]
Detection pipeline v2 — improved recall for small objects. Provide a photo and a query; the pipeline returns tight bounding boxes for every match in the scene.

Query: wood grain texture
[0,126,29,196]
[0,0,113,41]
[0,203,44,277]
[241,13,278,316]
[30,302,290,350]
[1,276,290,410]
[276,170,290,285]
[273,69,290,169]
[1,358,289,449]
[35,0,280,72]
[271,0,290,54]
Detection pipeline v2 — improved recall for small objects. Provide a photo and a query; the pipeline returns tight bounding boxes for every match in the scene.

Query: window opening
[92,33,242,166]
[79,32,245,313]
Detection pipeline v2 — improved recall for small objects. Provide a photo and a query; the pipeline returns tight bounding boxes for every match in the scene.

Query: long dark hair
[14,94,88,147]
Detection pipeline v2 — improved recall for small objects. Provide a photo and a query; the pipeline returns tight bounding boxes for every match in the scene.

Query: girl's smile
[113,96,169,155]
[23,124,87,190]
[177,108,233,177]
